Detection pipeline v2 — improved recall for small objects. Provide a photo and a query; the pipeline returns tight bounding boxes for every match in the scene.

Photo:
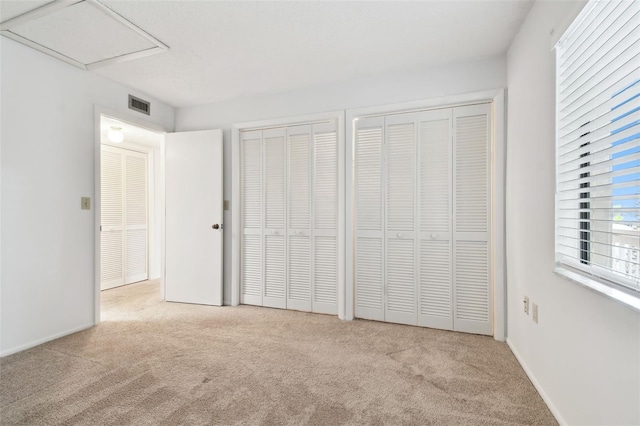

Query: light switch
[81,197,91,210]
[224,200,230,211]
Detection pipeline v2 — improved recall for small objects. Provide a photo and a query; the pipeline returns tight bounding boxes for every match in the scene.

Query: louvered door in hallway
[100,145,149,290]
[354,103,492,335]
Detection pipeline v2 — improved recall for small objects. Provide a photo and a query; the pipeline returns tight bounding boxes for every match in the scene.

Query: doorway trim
[231,110,346,317]
[345,89,506,340]
[93,105,169,325]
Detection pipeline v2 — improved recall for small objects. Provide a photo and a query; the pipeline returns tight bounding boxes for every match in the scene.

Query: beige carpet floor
[0,280,556,425]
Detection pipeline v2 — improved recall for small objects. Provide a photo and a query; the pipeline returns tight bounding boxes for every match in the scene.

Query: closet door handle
[212,224,222,230]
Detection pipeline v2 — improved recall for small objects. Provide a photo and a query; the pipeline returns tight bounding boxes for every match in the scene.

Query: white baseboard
[506,338,566,426]
[0,322,95,357]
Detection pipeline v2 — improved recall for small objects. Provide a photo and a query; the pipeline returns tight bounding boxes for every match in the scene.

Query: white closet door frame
[346,89,507,341]
[232,111,346,317]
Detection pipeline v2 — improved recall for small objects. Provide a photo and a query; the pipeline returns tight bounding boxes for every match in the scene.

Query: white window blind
[556,0,640,295]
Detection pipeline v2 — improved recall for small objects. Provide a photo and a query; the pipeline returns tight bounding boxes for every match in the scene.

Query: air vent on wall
[129,95,150,115]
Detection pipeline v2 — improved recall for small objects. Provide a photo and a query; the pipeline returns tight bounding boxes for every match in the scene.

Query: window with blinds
[555,0,639,295]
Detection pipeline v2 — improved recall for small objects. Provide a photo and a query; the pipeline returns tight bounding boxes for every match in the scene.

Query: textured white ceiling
[2,0,535,108]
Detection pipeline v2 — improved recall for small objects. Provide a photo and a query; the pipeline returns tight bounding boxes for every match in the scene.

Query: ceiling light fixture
[107,126,124,143]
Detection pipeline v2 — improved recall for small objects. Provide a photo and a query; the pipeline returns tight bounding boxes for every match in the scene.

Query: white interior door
[165,129,223,306]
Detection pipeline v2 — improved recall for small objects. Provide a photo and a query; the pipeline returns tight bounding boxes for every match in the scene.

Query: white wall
[506,2,640,425]
[0,38,174,356]
[176,55,507,304]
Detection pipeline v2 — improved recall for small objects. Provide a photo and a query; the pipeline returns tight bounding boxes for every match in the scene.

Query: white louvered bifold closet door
[240,121,340,314]
[241,130,263,306]
[385,113,418,325]
[453,104,492,335]
[287,125,312,312]
[101,145,149,290]
[263,128,287,309]
[354,116,385,321]
[312,122,339,315]
[353,103,492,335]
[418,109,453,330]
[101,147,125,290]
[125,153,148,284]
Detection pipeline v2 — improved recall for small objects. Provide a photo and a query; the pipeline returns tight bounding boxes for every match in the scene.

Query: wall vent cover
[129,95,150,115]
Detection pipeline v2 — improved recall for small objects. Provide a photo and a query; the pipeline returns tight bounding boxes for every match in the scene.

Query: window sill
[554,266,640,313]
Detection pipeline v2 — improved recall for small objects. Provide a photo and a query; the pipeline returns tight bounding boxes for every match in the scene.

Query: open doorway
[98,115,164,319]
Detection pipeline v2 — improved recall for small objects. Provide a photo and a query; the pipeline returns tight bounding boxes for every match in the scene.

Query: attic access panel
[0,0,167,70]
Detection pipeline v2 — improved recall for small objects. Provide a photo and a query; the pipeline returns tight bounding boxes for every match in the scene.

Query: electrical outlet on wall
[532,303,538,323]
[523,296,529,315]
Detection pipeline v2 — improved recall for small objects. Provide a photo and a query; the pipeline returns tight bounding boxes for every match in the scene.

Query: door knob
[212,224,221,230]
